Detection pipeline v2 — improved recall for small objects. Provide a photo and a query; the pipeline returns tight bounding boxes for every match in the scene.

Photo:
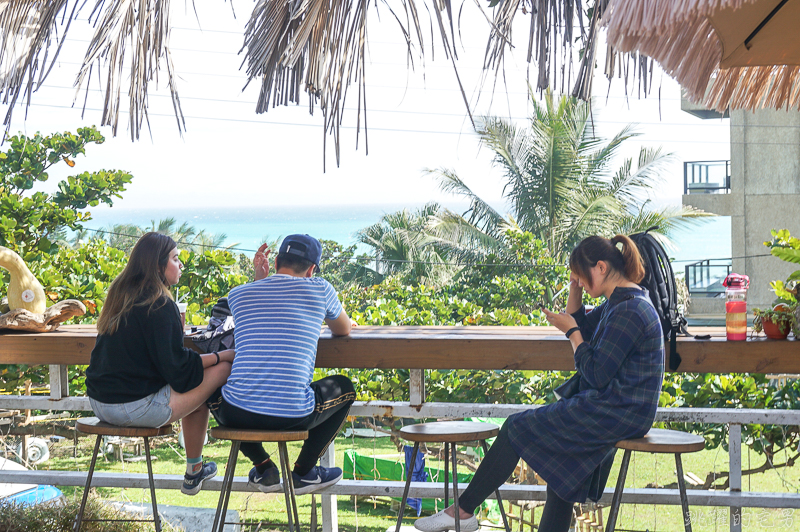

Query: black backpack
[191,297,236,353]
[629,228,689,371]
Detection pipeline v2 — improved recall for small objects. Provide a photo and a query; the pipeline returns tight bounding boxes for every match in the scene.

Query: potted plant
[762,230,800,338]
[752,305,795,339]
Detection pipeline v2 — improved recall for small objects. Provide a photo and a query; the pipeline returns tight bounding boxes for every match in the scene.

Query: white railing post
[321,443,338,532]
[49,365,68,399]
[409,369,425,406]
[729,423,742,532]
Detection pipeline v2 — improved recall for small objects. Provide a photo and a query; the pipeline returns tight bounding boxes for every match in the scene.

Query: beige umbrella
[603,0,800,111]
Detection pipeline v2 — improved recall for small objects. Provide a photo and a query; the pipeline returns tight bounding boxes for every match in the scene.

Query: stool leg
[604,449,631,532]
[212,440,240,532]
[73,434,102,532]
[278,442,301,532]
[143,437,162,532]
[451,443,461,532]
[674,453,693,532]
[444,442,450,508]
[482,440,510,532]
[395,441,419,532]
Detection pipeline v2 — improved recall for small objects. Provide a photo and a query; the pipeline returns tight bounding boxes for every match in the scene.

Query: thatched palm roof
[0,0,597,165]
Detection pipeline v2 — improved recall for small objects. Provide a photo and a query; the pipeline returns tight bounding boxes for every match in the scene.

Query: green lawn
[39,424,800,532]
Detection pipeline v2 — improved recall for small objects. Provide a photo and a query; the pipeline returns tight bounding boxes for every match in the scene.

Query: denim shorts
[89,385,173,428]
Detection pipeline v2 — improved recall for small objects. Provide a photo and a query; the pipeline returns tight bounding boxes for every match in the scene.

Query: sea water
[80,205,733,266]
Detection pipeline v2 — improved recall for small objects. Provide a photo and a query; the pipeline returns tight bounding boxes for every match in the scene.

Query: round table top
[76,417,173,437]
[400,421,500,443]
[615,428,706,453]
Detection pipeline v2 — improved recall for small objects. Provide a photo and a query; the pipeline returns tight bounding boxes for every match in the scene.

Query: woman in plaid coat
[415,234,664,532]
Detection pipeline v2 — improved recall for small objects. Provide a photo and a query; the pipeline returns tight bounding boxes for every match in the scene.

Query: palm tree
[427,90,711,262]
[97,219,234,254]
[355,203,455,284]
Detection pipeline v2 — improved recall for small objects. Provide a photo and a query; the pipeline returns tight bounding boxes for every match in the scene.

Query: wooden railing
[2,325,800,532]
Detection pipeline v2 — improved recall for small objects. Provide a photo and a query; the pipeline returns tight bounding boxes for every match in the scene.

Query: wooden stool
[210,426,309,532]
[395,421,511,532]
[605,428,705,532]
[74,417,172,532]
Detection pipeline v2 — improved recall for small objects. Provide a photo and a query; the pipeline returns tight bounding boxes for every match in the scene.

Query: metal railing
[684,160,731,194]
[685,259,732,297]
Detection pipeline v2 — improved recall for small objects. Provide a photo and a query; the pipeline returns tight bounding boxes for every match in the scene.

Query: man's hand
[254,244,271,281]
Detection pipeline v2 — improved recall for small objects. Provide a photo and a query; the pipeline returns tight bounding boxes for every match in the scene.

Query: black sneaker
[181,461,217,495]
[248,464,281,493]
[291,465,343,495]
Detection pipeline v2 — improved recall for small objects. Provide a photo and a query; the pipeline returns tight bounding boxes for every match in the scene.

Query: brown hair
[97,232,176,335]
[569,234,645,288]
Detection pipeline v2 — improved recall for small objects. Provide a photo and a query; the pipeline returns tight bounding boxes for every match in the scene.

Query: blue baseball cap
[279,234,322,271]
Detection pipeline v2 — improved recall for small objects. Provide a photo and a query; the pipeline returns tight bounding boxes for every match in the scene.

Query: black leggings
[458,421,574,532]
[206,375,356,475]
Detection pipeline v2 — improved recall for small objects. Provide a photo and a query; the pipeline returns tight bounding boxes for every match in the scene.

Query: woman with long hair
[86,232,235,495]
[414,235,665,532]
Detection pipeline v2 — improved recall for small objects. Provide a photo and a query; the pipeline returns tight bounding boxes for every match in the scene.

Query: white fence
[1,368,800,532]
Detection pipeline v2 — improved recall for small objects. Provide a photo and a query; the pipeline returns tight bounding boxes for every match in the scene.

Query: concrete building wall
[733,109,800,311]
[683,108,800,314]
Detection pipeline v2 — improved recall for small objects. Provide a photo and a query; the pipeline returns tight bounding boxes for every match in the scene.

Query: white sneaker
[414,509,479,532]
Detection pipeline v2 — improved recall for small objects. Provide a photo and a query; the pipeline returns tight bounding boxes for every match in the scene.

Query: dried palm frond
[602,0,800,112]
[0,0,78,130]
[1,0,595,156]
[74,0,184,140]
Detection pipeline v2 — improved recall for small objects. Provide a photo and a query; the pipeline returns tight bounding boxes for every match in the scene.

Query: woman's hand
[253,244,271,281]
[565,272,584,315]
[542,307,578,334]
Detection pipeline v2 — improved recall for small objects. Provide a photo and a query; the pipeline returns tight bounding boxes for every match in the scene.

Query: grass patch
[0,494,183,532]
[29,422,800,531]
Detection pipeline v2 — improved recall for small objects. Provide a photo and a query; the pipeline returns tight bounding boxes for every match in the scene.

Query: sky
[5,1,731,214]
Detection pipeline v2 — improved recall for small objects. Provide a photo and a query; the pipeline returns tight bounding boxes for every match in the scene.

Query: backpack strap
[636,228,685,370]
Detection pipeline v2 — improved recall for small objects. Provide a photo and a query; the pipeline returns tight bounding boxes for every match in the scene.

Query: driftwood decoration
[0,300,86,333]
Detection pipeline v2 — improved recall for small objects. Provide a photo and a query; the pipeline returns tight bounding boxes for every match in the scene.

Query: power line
[32,82,738,128]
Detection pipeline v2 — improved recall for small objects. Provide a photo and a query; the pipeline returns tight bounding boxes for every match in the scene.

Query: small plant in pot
[762,229,800,338]
[753,304,796,339]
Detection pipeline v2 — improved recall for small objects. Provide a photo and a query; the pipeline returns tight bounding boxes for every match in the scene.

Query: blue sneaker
[249,465,281,493]
[291,465,343,495]
[181,461,217,495]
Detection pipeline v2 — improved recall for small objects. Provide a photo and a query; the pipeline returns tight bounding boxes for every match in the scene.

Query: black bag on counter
[191,297,235,353]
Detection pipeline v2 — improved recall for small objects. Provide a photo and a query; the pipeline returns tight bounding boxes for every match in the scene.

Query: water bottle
[723,273,750,341]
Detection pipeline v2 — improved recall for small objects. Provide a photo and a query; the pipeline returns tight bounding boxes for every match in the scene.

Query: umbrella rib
[744,0,790,50]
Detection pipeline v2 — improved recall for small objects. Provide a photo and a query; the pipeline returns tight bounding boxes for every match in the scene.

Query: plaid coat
[507,286,664,503]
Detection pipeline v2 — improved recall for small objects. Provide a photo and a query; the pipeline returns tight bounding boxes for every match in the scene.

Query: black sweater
[86,297,204,404]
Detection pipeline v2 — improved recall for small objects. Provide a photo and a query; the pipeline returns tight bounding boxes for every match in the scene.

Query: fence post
[729,423,742,532]
[322,443,338,532]
[409,369,426,406]
[49,365,68,399]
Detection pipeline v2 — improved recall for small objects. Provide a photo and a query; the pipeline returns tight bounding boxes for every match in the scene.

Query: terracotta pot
[762,318,791,340]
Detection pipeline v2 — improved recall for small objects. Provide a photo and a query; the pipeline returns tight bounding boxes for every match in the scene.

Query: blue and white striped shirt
[223,274,343,417]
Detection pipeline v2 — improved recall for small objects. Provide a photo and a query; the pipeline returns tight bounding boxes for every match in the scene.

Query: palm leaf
[73,0,183,140]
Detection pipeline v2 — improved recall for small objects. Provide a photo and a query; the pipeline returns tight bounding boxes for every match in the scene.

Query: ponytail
[569,234,645,287]
[610,234,645,284]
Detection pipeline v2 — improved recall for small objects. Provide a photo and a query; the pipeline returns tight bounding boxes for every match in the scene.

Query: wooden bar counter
[1,325,799,373]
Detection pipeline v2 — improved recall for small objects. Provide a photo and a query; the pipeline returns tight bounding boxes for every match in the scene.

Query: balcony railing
[685,259,732,297]
[684,160,731,194]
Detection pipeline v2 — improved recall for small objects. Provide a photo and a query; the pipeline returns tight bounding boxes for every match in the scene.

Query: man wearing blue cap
[206,234,355,494]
